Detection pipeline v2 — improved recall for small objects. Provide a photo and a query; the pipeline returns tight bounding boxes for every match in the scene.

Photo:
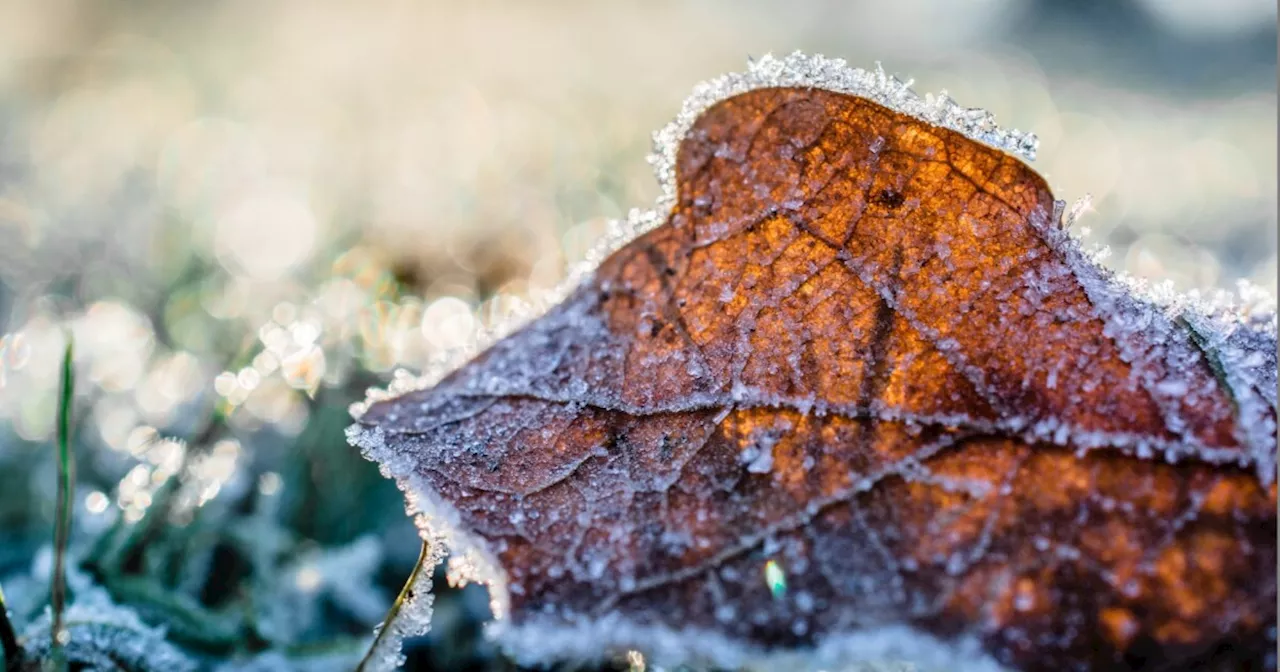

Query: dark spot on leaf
[872,188,905,209]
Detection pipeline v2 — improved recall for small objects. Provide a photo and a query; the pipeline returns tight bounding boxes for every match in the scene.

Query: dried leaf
[350,54,1278,672]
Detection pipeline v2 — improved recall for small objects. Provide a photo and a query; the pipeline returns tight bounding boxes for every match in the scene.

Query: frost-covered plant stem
[356,541,431,672]
[0,582,20,670]
[49,337,75,671]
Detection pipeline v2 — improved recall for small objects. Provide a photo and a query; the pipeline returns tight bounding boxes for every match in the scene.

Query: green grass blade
[49,336,75,670]
[355,541,431,672]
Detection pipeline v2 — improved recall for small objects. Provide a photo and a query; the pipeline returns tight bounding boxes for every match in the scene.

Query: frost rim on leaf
[350,52,1043,419]
[492,614,1006,672]
[349,50,1274,423]
[345,424,508,672]
[345,51,1279,670]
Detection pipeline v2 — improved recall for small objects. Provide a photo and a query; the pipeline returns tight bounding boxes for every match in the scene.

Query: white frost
[492,614,1006,672]
[345,424,511,671]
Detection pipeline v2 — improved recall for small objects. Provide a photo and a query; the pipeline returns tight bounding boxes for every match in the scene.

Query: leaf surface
[354,82,1277,672]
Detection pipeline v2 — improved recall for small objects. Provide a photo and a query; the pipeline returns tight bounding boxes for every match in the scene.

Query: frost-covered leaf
[349,53,1278,672]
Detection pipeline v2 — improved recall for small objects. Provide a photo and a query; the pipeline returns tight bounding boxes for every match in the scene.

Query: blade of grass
[49,335,75,670]
[355,541,431,672]
[0,582,21,671]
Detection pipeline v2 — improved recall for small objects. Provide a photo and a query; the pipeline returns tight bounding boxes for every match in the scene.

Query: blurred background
[0,1,1274,670]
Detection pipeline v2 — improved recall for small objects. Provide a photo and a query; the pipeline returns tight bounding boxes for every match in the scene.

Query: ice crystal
[492,615,999,672]
[648,52,1039,203]
[347,424,483,671]
[17,566,196,672]
[354,528,442,672]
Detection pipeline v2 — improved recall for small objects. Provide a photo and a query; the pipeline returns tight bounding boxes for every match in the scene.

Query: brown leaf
[352,60,1278,672]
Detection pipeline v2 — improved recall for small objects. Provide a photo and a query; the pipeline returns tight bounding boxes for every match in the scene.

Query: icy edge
[1047,202,1278,483]
[345,425,511,672]
[348,51,1045,419]
[350,52,1276,457]
[648,51,1039,202]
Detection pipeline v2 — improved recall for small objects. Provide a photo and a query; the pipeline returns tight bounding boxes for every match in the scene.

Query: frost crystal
[346,424,505,670]
[649,52,1039,204]
[493,615,1001,672]
[17,564,196,672]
